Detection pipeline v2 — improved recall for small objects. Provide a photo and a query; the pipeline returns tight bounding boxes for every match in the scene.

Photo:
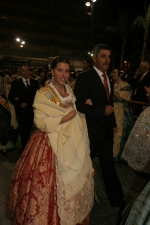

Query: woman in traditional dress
[112,69,134,161]
[121,86,150,174]
[120,180,150,225]
[8,56,94,225]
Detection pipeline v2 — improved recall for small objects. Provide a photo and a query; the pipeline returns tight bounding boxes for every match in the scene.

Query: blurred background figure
[0,71,16,154]
[34,69,43,87]
[76,70,83,78]
[8,65,39,148]
[68,72,76,91]
[4,74,18,130]
[112,68,134,161]
[44,71,52,85]
[131,61,150,118]
[83,59,93,71]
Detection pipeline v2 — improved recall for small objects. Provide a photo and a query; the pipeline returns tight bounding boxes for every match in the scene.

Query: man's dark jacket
[74,68,117,141]
[8,78,39,120]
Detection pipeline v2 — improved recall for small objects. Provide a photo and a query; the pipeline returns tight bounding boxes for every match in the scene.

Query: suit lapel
[92,69,112,100]
[19,77,29,90]
[92,69,105,91]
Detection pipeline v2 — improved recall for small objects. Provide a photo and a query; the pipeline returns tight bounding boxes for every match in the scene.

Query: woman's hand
[113,127,118,133]
[59,109,77,124]
[64,101,74,108]
[14,97,19,101]
[144,86,150,94]
[114,92,123,100]
[85,99,92,105]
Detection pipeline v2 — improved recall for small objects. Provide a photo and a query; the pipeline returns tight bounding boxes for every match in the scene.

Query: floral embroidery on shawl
[38,85,68,108]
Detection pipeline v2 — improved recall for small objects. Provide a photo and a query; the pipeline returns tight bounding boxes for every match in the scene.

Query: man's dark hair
[84,59,93,68]
[93,44,111,56]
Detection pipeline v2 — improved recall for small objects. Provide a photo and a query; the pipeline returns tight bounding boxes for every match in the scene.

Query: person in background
[44,71,52,85]
[131,61,150,118]
[68,72,76,91]
[0,71,16,153]
[83,59,93,71]
[8,56,94,225]
[4,74,18,130]
[112,68,134,161]
[34,69,43,87]
[8,65,39,148]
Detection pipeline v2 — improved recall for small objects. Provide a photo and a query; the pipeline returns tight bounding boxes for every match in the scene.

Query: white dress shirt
[93,66,111,94]
[22,77,30,87]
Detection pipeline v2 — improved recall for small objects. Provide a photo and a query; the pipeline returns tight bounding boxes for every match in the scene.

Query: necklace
[52,83,67,97]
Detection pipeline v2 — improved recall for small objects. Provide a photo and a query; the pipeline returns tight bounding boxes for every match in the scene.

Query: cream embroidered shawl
[33,84,92,186]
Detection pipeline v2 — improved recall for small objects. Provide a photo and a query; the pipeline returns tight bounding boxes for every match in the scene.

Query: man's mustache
[103,63,109,65]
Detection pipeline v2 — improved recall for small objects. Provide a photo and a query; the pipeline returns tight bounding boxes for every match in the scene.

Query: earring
[52,74,54,82]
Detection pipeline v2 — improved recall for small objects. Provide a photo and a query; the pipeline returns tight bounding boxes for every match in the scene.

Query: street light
[85,0,96,7]
[88,51,93,56]
[16,37,26,47]
[85,0,97,53]
[85,2,91,6]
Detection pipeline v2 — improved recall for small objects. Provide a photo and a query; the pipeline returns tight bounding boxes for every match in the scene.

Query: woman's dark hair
[51,56,70,70]
[115,68,127,81]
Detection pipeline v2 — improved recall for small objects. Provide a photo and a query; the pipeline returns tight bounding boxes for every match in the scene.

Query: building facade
[0,0,94,70]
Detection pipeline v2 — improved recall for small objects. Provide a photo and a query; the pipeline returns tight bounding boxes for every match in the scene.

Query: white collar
[22,77,30,82]
[93,66,107,77]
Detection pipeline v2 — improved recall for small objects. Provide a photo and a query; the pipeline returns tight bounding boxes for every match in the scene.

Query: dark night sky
[81,0,150,16]
[87,0,150,71]
[73,0,150,24]
[92,0,150,21]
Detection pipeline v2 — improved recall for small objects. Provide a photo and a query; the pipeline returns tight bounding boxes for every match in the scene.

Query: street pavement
[0,145,149,225]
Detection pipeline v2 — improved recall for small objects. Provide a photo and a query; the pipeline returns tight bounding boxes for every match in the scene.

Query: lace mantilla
[50,82,72,103]
[56,143,94,225]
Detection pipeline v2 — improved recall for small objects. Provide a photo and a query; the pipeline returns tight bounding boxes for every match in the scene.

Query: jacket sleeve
[8,81,23,108]
[74,72,105,120]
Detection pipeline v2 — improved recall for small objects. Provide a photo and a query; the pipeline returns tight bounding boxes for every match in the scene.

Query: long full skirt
[120,180,150,225]
[8,130,94,225]
[122,106,150,173]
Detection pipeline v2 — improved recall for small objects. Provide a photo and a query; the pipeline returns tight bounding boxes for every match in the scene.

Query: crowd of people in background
[0,58,150,160]
[0,58,150,163]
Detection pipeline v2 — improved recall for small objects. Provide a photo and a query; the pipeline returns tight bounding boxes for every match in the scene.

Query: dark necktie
[102,73,109,100]
[25,80,30,89]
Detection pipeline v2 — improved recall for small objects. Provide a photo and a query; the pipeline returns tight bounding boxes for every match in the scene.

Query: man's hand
[144,86,150,94]
[105,105,114,116]
[21,103,27,108]
[113,127,118,133]
[14,97,19,101]
[85,99,92,105]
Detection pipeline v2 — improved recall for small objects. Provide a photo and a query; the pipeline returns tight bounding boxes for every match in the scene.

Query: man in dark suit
[8,65,39,148]
[74,44,125,209]
[132,61,150,118]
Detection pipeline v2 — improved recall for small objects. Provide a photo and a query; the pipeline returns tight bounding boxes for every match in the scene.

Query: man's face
[21,66,30,79]
[83,60,89,69]
[139,63,148,74]
[92,49,111,73]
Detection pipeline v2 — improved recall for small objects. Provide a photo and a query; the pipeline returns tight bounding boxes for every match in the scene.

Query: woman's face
[52,62,70,85]
[112,69,119,81]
